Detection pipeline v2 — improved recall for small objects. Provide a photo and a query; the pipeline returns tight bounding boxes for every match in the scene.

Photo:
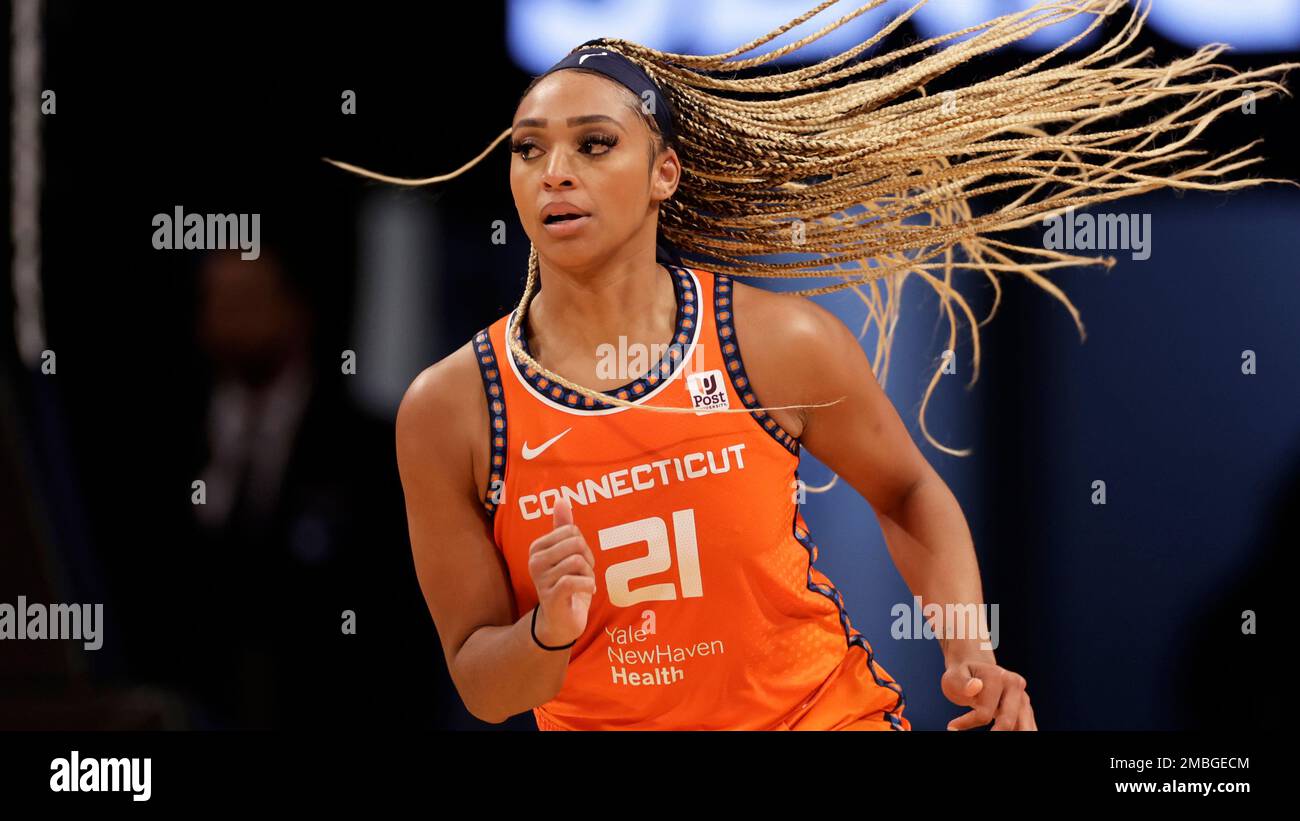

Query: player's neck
[525,254,677,379]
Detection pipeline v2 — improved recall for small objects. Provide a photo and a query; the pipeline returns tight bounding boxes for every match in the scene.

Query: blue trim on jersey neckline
[510,264,697,412]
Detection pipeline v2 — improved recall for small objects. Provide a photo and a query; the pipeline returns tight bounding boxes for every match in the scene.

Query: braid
[327,0,1297,457]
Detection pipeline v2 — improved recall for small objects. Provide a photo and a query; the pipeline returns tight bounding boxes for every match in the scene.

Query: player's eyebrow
[513,114,623,130]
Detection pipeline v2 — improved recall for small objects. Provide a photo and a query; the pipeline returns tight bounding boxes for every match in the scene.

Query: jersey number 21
[599,508,703,607]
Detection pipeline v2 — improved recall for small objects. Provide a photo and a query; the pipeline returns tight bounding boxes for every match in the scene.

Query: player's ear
[650,145,680,204]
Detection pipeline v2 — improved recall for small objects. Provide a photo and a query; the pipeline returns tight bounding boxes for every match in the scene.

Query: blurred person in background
[173,245,447,728]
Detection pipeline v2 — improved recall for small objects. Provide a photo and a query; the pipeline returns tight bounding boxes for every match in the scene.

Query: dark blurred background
[1,0,1295,730]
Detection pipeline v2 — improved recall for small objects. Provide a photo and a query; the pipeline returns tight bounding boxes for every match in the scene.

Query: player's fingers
[554,574,597,598]
[532,552,591,593]
[552,496,574,530]
[940,666,983,706]
[530,525,595,567]
[546,532,595,569]
[1019,694,1037,731]
[991,685,1022,731]
[537,552,594,588]
[947,705,995,731]
[988,670,1026,730]
[529,523,579,553]
[539,526,594,565]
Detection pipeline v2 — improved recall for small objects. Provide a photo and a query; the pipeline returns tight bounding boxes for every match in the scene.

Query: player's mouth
[541,204,592,237]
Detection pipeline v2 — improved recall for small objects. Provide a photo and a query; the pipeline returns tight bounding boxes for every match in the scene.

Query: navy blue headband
[540,39,678,147]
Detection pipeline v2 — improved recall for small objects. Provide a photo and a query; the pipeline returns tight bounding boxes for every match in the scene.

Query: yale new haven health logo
[686,369,729,415]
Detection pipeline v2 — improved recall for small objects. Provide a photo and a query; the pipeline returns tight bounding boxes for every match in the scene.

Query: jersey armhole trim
[791,467,907,728]
[473,328,508,518]
[713,274,800,456]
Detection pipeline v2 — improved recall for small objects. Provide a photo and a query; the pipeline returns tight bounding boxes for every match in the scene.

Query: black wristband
[531,604,576,651]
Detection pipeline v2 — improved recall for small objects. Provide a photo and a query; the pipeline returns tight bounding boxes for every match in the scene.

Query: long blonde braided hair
[327,0,1296,460]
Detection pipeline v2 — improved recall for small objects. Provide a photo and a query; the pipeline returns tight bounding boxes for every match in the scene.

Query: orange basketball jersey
[471,264,909,730]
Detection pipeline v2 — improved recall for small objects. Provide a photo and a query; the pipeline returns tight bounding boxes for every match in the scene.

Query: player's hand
[527,496,596,646]
[941,660,1037,731]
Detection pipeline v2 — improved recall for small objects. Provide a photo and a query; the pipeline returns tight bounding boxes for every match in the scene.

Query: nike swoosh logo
[521,427,572,460]
[578,52,608,65]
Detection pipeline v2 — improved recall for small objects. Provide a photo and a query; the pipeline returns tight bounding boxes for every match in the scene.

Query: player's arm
[736,285,1035,730]
[395,344,578,724]
[738,288,988,659]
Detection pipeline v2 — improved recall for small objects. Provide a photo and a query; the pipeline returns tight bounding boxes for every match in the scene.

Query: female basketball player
[332,0,1292,730]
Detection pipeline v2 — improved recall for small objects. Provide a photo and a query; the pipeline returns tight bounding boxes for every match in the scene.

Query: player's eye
[510,132,619,161]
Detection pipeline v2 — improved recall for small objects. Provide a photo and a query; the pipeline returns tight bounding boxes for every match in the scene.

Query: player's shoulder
[402,337,478,409]
[395,333,490,460]
[723,273,845,354]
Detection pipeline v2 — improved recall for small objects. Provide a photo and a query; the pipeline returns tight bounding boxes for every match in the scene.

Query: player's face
[510,70,677,269]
